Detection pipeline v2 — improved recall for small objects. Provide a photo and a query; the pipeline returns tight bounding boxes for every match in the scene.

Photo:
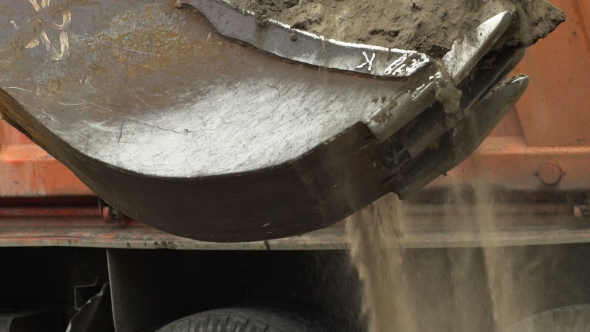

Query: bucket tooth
[368,11,514,142]
[401,49,526,162]
[393,75,529,199]
[443,11,514,84]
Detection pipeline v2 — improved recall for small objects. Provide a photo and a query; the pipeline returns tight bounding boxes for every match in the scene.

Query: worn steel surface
[0,0,528,241]
[0,0,402,241]
[0,0,417,178]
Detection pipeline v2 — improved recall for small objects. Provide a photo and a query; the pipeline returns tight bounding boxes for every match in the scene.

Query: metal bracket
[99,200,129,227]
[570,193,590,220]
[69,281,115,332]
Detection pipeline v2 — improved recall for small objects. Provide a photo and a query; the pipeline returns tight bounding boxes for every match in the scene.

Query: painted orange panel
[432,136,590,191]
[489,107,523,137]
[0,117,92,197]
[513,0,590,147]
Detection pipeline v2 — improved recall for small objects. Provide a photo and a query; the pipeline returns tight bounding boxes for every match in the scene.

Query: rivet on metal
[537,160,562,185]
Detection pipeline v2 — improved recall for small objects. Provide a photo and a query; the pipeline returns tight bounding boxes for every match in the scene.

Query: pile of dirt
[232,0,565,57]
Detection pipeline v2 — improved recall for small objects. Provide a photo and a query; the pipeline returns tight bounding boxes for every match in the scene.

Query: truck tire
[503,305,590,332]
[155,307,326,332]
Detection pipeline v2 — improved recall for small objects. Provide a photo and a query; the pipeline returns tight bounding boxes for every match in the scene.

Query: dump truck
[0,0,589,330]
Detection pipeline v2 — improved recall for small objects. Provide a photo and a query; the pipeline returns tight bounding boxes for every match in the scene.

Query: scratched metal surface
[0,0,420,177]
[179,0,432,78]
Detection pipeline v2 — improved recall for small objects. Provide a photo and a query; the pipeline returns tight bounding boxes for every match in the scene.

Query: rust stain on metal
[1,207,590,249]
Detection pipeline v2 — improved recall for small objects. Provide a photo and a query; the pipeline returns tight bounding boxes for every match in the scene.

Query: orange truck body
[434,0,590,192]
[0,0,589,248]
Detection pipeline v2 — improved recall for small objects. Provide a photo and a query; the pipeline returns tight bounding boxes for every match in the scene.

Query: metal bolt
[102,206,129,227]
[537,160,562,185]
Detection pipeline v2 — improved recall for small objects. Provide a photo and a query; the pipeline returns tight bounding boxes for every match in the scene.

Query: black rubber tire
[503,305,590,332]
[155,307,326,332]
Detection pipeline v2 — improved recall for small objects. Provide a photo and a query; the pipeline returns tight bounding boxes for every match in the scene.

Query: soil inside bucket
[231,0,565,57]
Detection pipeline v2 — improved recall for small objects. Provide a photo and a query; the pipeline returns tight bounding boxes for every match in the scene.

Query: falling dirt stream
[344,184,558,332]
[346,194,417,332]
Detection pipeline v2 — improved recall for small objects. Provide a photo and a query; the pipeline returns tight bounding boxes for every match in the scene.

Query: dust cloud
[345,187,557,332]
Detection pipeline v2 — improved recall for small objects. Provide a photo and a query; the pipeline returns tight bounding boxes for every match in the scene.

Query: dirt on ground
[231,0,565,57]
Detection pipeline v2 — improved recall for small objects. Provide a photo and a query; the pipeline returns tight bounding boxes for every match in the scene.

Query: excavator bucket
[0,0,564,241]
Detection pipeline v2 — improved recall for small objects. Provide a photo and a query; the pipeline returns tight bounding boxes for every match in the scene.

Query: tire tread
[156,307,325,332]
